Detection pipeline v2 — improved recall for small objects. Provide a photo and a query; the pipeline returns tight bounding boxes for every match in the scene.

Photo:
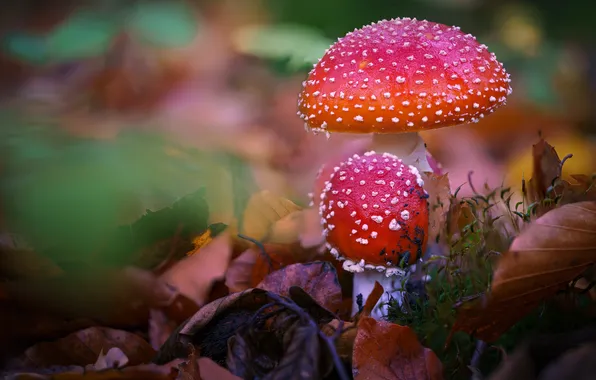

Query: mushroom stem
[352,269,406,319]
[369,132,432,173]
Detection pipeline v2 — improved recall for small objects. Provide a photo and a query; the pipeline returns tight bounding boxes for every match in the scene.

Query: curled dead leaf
[6,327,154,370]
[256,261,342,313]
[161,231,233,306]
[239,191,302,244]
[359,281,384,319]
[268,208,325,247]
[249,242,322,287]
[155,289,273,365]
[421,173,452,245]
[451,201,596,342]
[225,248,259,293]
[3,266,176,327]
[353,317,443,380]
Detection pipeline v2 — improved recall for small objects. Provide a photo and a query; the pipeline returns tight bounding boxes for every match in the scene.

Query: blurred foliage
[232,24,332,72]
[127,1,200,48]
[1,1,199,65]
[0,114,254,263]
[266,0,596,44]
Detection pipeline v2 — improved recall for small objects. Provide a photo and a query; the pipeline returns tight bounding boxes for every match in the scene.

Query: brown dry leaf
[445,199,476,238]
[525,138,567,218]
[93,347,129,370]
[297,207,326,248]
[0,245,63,280]
[451,201,596,342]
[420,173,451,244]
[249,242,322,287]
[7,360,183,380]
[187,357,242,380]
[268,208,324,247]
[149,309,177,351]
[239,190,302,243]
[529,138,562,202]
[3,266,176,326]
[161,231,233,306]
[360,281,384,318]
[352,317,443,380]
[8,327,154,369]
[559,174,596,205]
[225,248,258,293]
[178,345,201,380]
[321,319,357,361]
[256,261,342,313]
[154,289,272,365]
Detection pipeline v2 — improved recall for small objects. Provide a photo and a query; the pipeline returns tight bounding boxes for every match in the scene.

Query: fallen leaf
[226,292,334,379]
[359,281,384,318]
[420,172,451,245]
[178,345,201,380]
[3,266,176,326]
[239,190,302,243]
[451,201,596,342]
[6,327,155,370]
[161,231,233,306]
[558,174,596,205]
[526,138,563,214]
[488,328,596,380]
[352,317,443,380]
[224,248,258,293]
[155,289,273,365]
[149,309,177,351]
[0,245,63,280]
[321,319,357,361]
[249,242,322,287]
[297,207,326,248]
[7,361,183,380]
[268,208,324,247]
[256,261,342,313]
[193,357,242,380]
[93,347,129,370]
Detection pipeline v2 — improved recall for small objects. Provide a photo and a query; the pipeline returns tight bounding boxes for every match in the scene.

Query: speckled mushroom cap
[319,151,429,274]
[297,18,512,135]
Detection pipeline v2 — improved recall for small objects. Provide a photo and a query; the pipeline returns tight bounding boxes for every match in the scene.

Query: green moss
[387,185,595,379]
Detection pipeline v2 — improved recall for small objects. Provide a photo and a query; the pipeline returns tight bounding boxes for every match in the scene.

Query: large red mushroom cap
[297,18,512,134]
[318,151,429,274]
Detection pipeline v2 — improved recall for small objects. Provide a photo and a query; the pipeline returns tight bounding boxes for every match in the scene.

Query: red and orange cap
[298,18,512,135]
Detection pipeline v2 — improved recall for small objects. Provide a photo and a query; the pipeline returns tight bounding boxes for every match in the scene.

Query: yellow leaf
[240,190,302,242]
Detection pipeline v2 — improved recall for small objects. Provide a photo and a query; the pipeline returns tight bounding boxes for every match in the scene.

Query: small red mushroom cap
[297,18,512,135]
[318,151,429,273]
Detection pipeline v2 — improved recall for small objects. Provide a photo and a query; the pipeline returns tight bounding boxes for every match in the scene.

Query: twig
[237,234,274,271]
[469,340,487,379]
[468,171,479,196]
[560,153,573,171]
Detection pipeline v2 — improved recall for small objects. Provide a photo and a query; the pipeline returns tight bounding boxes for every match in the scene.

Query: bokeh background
[0,0,594,259]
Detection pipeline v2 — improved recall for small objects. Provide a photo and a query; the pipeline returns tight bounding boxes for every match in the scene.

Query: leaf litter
[0,7,595,377]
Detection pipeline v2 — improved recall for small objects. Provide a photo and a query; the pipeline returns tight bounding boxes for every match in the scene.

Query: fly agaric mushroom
[297,17,512,172]
[318,150,429,317]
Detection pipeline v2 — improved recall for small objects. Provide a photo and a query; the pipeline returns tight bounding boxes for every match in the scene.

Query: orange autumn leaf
[421,172,451,244]
[527,138,563,206]
[239,190,302,244]
[353,317,443,380]
[451,201,596,342]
